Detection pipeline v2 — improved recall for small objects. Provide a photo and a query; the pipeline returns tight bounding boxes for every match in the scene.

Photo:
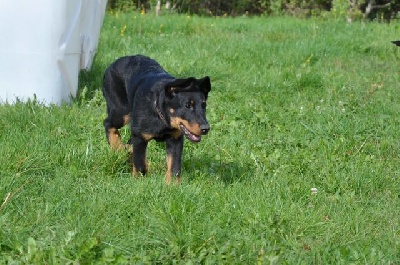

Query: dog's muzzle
[179,123,210,142]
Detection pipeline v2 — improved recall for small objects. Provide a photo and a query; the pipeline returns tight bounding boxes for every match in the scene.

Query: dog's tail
[392,41,400,47]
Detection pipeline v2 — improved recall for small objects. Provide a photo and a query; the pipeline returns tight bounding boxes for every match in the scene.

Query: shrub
[107,0,399,21]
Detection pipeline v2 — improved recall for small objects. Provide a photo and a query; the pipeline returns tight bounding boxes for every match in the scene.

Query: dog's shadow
[183,153,255,184]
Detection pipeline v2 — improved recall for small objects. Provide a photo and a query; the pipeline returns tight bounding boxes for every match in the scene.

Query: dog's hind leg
[104,112,131,151]
[103,69,132,151]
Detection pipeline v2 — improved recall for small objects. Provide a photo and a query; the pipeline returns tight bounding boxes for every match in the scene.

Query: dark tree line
[108,0,400,21]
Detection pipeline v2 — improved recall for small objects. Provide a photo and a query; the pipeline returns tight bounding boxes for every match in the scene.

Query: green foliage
[109,0,330,16]
[107,0,400,21]
[1,12,400,263]
[331,0,349,18]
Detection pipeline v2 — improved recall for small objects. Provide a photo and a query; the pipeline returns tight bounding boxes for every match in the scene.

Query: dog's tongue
[186,133,201,142]
[180,124,201,143]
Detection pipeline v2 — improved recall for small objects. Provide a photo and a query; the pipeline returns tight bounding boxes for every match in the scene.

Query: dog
[392,41,400,46]
[102,55,211,184]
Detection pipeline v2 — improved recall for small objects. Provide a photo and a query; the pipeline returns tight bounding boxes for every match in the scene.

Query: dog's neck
[154,100,169,126]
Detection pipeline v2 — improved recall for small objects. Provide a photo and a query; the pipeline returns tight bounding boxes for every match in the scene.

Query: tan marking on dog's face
[166,154,173,185]
[141,133,154,141]
[170,117,202,136]
[108,128,123,150]
[123,114,131,126]
[169,108,175,114]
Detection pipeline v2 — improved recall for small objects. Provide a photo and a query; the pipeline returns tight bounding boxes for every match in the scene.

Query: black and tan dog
[102,55,211,184]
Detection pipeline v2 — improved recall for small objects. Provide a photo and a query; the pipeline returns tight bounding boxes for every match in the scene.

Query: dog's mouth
[179,123,201,143]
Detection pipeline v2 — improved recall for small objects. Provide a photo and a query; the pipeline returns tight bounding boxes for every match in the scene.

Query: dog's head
[165,76,211,142]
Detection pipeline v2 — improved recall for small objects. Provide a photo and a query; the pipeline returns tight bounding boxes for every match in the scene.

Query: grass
[1,11,400,263]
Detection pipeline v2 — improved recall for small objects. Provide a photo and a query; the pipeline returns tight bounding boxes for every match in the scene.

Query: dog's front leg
[131,135,148,176]
[166,136,184,185]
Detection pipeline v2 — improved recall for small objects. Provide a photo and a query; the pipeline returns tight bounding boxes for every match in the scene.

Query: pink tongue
[188,133,201,142]
[180,124,201,142]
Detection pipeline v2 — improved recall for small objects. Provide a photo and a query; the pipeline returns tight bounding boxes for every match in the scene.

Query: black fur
[102,55,211,184]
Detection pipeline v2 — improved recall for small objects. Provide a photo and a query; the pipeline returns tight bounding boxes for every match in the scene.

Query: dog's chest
[152,129,182,142]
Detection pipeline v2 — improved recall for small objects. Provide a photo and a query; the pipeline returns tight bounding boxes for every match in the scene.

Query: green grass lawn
[1,11,399,263]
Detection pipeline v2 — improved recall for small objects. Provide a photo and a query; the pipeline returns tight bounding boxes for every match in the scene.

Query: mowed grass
[1,11,400,263]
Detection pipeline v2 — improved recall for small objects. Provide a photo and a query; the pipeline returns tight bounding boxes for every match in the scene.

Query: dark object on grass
[103,55,211,184]
[391,41,400,46]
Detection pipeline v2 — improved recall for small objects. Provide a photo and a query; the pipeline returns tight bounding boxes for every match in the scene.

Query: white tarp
[0,0,107,105]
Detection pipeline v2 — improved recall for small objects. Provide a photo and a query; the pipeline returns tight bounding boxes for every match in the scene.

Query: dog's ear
[165,77,211,98]
[165,78,195,97]
[199,76,211,95]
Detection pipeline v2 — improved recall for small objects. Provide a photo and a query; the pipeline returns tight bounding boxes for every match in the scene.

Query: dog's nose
[200,124,210,135]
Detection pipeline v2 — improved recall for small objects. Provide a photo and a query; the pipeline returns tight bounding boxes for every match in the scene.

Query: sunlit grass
[1,11,399,263]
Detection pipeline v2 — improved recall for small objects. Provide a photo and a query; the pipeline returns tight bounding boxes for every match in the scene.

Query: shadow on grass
[184,153,255,185]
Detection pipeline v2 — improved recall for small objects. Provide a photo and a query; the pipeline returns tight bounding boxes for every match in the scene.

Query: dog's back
[103,55,173,103]
[105,55,166,82]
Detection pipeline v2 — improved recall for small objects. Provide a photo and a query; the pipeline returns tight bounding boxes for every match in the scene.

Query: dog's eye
[186,101,194,109]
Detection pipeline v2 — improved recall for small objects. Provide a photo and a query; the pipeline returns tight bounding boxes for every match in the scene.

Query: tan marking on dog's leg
[125,144,133,154]
[132,166,140,177]
[175,176,182,185]
[166,156,180,185]
[141,133,155,141]
[123,114,131,126]
[128,151,137,177]
[144,159,149,174]
[108,128,123,150]
[166,154,173,185]
[132,159,149,178]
